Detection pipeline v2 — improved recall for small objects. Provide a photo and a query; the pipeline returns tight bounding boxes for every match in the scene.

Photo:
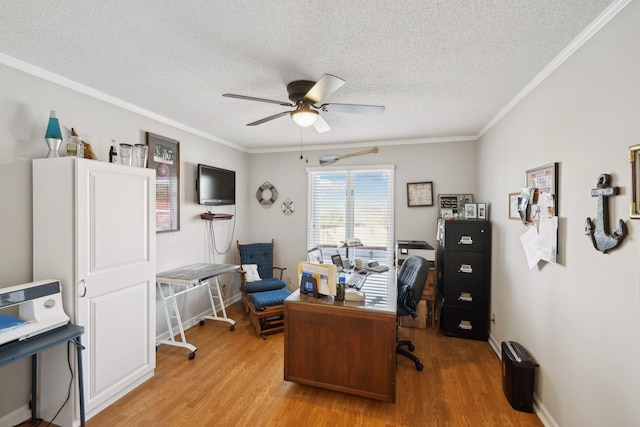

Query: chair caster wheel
[416,362,423,371]
[408,343,415,351]
[189,351,196,360]
[229,324,235,331]
[199,320,205,326]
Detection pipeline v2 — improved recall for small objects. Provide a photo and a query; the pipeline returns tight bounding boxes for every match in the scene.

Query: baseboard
[488,332,558,427]
[488,332,500,356]
[0,404,30,427]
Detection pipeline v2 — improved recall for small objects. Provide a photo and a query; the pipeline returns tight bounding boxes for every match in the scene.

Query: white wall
[479,1,640,426]
[246,141,478,280]
[0,62,249,423]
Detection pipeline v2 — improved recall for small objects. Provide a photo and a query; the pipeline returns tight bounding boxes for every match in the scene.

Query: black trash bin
[501,341,538,413]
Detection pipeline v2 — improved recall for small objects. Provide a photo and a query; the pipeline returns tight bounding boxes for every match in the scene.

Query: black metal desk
[0,324,85,426]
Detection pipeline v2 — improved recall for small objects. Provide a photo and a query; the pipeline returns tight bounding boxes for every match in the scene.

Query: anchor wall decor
[585,174,626,253]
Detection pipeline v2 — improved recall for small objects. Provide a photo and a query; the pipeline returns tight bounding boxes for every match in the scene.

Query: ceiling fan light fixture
[291,107,318,127]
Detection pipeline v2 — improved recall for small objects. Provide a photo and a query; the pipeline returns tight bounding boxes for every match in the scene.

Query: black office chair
[396,255,430,371]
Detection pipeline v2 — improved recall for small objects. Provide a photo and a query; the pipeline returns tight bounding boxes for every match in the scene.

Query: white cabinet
[33,157,156,426]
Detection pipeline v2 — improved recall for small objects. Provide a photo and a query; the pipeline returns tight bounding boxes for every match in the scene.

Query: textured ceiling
[0,1,617,151]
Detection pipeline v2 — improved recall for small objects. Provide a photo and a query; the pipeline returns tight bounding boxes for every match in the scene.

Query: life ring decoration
[256,181,278,208]
[282,198,295,215]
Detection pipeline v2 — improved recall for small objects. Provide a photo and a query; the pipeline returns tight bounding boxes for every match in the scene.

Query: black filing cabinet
[440,220,491,340]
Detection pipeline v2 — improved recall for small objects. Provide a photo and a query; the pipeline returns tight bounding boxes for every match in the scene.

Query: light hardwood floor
[87,302,542,426]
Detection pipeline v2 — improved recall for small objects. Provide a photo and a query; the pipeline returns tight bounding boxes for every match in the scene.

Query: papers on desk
[298,262,337,296]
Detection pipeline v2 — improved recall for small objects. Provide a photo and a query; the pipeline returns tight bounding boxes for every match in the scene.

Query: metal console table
[156,263,237,359]
[0,324,85,426]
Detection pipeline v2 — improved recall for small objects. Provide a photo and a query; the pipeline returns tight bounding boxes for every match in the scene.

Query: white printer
[395,240,435,266]
[0,279,70,346]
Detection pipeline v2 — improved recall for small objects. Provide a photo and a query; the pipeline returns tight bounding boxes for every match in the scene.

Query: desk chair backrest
[237,240,276,279]
[397,256,430,316]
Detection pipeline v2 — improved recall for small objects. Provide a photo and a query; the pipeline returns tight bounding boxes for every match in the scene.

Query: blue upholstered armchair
[236,239,290,338]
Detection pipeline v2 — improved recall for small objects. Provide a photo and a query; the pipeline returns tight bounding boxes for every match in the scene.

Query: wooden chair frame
[237,239,288,338]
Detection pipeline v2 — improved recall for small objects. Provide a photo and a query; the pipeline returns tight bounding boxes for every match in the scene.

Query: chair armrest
[236,267,248,285]
[273,266,287,280]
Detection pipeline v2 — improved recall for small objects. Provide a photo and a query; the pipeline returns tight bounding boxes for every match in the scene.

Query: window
[307,165,395,266]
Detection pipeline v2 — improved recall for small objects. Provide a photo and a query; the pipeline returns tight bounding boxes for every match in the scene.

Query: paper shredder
[501,341,538,413]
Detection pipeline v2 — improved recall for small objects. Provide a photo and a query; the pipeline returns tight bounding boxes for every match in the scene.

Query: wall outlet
[286,276,293,286]
[491,312,496,324]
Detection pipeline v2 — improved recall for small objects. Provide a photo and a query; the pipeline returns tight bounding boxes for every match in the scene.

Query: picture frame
[630,144,640,219]
[438,194,474,218]
[477,203,488,220]
[464,203,477,219]
[508,192,521,220]
[525,162,559,215]
[146,132,180,233]
[407,181,433,207]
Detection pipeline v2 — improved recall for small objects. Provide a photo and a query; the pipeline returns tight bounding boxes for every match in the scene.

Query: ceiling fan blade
[312,114,331,133]
[320,103,385,115]
[246,111,291,126]
[305,74,346,103]
[223,93,294,107]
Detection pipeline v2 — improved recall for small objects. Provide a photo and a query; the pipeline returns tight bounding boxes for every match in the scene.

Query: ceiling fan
[223,74,385,133]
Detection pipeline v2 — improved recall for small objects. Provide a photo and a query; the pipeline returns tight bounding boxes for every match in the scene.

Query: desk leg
[156,282,198,359]
[199,278,236,330]
[31,354,37,426]
[71,337,86,427]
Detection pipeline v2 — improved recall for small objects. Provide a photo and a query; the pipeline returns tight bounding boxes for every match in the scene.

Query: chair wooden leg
[248,303,285,339]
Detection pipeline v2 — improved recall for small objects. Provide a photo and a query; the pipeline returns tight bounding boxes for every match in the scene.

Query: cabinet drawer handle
[458,292,472,302]
[458,264,473,273]
[458,320,472,330]
[458,236,473,245]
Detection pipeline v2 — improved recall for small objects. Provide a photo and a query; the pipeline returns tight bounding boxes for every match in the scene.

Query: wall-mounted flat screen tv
[196,164,236,206]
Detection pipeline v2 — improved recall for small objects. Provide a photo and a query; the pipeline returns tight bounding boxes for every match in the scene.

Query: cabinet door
[76,161,156,412]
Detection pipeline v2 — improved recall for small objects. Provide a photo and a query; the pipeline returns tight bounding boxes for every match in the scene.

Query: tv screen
[196,164,236,206]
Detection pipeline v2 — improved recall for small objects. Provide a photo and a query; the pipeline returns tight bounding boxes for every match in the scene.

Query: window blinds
[307,166,395,266]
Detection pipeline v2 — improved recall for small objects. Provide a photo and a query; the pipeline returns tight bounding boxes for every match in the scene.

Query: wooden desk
[0,324,85,426]
[422,267,437,328]
[156,263,237,359]
[284,271,397,402]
